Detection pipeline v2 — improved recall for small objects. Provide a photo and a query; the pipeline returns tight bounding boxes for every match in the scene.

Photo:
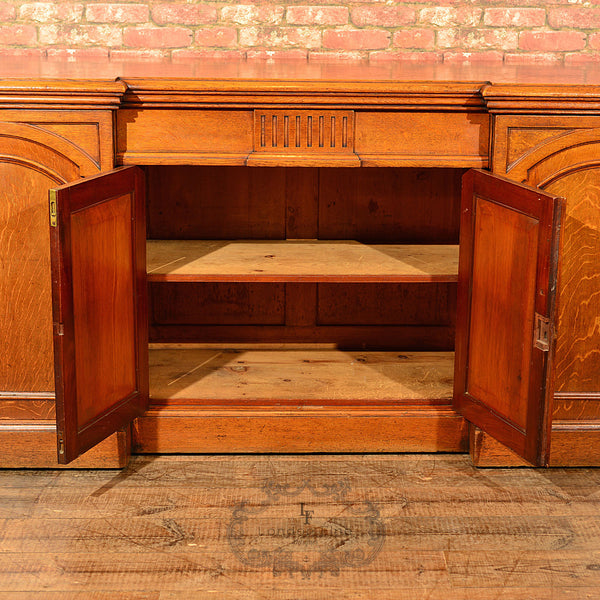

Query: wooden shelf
[146,240,459,283]
[148,347,454,405]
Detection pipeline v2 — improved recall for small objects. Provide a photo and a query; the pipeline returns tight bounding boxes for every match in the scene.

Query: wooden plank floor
[1,454,600,598]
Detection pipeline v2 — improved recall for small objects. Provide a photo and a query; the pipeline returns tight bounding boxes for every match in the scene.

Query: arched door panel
[0,123,94,395]
[504,130,600,399]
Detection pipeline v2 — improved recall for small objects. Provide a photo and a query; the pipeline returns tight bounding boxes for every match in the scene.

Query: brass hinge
[534,313,550,352]
[49,190,57,227]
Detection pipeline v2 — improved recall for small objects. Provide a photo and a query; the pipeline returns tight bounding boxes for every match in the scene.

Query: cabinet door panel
[454,169,563,466]
[50,166,148,464]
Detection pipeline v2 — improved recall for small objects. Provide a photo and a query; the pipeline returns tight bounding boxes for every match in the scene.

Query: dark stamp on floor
[227,476,385,577]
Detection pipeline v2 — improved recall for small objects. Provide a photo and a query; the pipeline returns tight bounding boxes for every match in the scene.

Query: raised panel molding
[0,121,101,177]
[30,122,102,168]
[0,110,115,173]
[505,129,600,186]
[505,127,573,173]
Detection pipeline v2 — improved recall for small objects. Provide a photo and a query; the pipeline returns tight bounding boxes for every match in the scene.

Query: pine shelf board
[148,347,454,405]
[146,240,459,282]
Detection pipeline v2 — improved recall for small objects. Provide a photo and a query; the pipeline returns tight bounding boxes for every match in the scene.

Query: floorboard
[1,454,600,598]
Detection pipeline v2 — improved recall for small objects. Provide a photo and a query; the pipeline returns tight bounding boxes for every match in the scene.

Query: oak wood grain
[545,169,600,394]
[0,424,129,468]
[0,124,79,395]
[492,117,600,398]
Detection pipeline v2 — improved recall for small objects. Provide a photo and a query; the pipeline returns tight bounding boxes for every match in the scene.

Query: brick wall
[0,1,598,65]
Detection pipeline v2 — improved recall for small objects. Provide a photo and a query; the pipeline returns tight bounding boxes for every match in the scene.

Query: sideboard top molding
[4,58,600,113]
[0,79,127,110]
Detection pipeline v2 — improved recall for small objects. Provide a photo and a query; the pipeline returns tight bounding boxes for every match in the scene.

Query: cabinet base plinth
[470,423,600,467]
[0,421,130,468]
[132,406,468,454]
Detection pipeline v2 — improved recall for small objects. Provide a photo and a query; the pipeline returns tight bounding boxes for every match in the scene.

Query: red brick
[352,6,415,27]
[152,4,217,26]
[110,49,170,61]
[39,24,122,46]
[0,4,16,20]
[505,53,562,65]
[419,7,482,27]
[287,6,348,25]
[443,51,504,64]
[519,31,585,52]
[221,5,284,26]
[436,29,459,48]
[124,27,192,48]
[47,48,109,60]
[0,48,46,57]
[437,28,517,50]
[86,3,148,23]
[0,24,37,45]
[172,49,246,60]
[463,29,518,50]
[393,29,434,49]
[19,3,83,23]
[195,27,237,48]
[369,51,443,63]
[323,29,390,50]
[565,53,600,66]
[589,33,600,50]
[240,27,321,48]
[548,8,600,29]
[484,8,546,27]
[309,50,366,62]
[247,49,308,60]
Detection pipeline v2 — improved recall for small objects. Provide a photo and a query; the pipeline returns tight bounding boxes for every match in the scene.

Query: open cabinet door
[50,166,148,464]
[454,169,563,466]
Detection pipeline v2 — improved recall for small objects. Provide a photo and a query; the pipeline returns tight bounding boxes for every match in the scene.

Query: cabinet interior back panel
[146,166,462,243]
[318,168,463,243]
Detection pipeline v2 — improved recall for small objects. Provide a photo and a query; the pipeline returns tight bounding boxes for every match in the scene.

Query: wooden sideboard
[1,60,599,468]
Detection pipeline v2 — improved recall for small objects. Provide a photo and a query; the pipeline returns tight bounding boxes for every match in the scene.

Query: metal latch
[534,313,550,352]
[49,190,57,227]
[58,436,65,455]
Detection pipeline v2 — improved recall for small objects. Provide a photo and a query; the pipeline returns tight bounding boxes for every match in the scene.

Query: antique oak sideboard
[0,59,598,468]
